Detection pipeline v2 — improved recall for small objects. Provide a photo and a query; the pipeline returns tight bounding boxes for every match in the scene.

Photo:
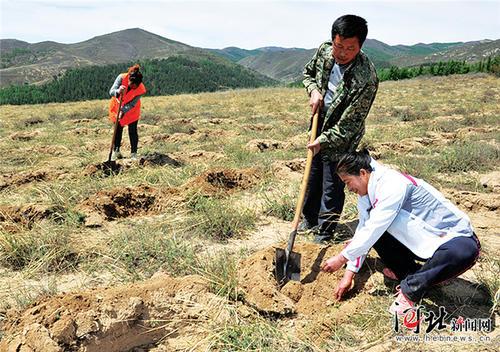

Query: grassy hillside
[0,28,196,87]
[0,55,277,105]
[392,39,500,66]
[238,48,315,83]
[207,47,263,62]
[0,73,498,351]
[3,28,497,87]
[233,40,499,82]
[362,39,464,68]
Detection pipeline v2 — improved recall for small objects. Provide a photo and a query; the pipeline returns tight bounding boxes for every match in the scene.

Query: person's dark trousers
[374,231,481,302]
[114,120,139,153]
[301,153,346,237]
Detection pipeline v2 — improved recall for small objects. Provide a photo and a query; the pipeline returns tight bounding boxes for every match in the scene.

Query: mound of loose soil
[9,130,42,141]
[0,274,221,352]
[23,117,45,126]
[446,189,500,212]
[456,126,499,137]
[1,170,48,191]
[479,171,500,192]
[171,150,225,164]
[143,133,173,144]
[0,204,63,231]
[238,242,377,316]
[187,168,261,195]
[370,136,449,159]
[242,123,273,131]
[63,118,94,125]
[201,118,225,125]
[286,133,309,150]
[33,145,71,156]
[138,152,182,167]
[283,158,306,172]
[272,158,306,181]
[246,139,286,152]
[72,127,107,136]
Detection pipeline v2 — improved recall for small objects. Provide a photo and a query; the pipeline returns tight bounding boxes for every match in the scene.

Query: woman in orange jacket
[109,64,147,160]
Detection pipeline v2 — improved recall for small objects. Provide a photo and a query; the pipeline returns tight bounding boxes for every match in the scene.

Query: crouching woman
[321,149,480,314]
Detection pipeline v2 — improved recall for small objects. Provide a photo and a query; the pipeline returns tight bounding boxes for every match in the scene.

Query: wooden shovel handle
[107,94,124,162]
[291,111,320,230]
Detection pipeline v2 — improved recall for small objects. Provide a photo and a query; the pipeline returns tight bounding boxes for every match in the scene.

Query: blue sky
[1,0,499,49]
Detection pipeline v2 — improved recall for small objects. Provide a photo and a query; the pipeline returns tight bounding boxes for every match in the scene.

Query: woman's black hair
[128,64,143,85]
[336,149,373,175]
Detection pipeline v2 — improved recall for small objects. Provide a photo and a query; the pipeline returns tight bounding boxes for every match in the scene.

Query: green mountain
[361,39,464,67]
[1,28,207,87]
[1,28,498,89]
[0,55,276,105]
[225,39,498,83]
[391,39,500,66]
[237,48,315,83]
[207,47,262,62]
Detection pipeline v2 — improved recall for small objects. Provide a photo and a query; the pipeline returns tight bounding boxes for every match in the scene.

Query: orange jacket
[109,73,147,126]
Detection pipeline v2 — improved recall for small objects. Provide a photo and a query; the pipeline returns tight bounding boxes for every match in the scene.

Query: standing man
[301,15,378,243]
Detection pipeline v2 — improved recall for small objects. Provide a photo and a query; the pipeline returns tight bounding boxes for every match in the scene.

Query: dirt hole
[188,168,261,195]
[84,161,123,177]
[79,186,182,223]
[138,152,182,167]
[80,186,158,221]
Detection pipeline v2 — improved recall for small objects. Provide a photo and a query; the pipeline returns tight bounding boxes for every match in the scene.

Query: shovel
[275,111,320,286]
[102,93,124,173]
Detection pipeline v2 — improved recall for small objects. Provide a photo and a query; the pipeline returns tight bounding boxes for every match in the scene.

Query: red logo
[403,308,422,330]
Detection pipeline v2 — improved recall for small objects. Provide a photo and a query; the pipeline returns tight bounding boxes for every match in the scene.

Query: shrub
[107,226,199,279]
[199,251,242,301]
[436,142,499,173]
[188,195,256,241]
[0,229,77,274]
[209,320,313,351]
[262,191,296,221]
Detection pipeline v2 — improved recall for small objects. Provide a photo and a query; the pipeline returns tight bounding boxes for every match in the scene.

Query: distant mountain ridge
[1,28,201,87]
[211,39,499,83]
[1,28,498,87]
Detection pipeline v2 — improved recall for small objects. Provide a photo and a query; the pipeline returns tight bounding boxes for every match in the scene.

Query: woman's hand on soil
[321,254,348,273]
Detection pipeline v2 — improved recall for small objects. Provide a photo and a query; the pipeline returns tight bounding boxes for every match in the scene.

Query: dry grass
[0,73,499,350]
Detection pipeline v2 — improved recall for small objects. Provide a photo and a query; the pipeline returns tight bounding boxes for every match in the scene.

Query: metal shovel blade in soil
[99,160,121,175]
[275,242,301,286]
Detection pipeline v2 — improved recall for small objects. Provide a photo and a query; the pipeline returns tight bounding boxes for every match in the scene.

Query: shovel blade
[275,248,301,286]
[100,160,121,176]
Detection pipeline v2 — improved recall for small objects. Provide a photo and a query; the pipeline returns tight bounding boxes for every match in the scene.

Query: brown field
[0,73,498,351]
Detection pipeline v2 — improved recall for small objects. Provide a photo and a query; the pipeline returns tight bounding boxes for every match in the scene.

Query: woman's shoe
[389,285,415,315]
[111,150,123,161]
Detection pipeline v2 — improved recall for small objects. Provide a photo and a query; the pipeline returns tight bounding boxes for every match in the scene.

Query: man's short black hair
[336,149,373,176]
[331,14,368,46]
